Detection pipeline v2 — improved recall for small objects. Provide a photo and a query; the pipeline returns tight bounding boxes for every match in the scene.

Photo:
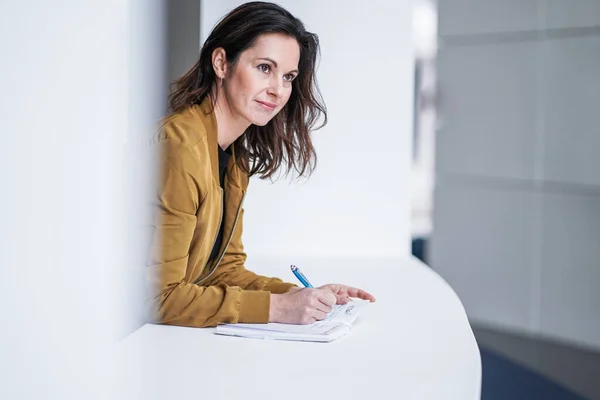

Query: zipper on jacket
[193,189,223,284]
[195,190,246,286]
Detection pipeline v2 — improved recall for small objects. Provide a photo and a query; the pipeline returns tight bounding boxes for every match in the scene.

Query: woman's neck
[211,88,250,150]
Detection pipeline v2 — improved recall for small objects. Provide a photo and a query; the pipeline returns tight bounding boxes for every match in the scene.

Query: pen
[290,265,314,288]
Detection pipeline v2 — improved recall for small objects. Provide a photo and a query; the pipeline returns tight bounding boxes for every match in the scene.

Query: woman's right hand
[269,288,337,324]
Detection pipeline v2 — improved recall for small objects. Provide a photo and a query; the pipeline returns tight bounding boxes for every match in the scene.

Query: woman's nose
[267,77,282,98]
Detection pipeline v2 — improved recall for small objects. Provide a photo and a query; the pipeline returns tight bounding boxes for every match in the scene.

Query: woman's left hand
[317,284,376,305]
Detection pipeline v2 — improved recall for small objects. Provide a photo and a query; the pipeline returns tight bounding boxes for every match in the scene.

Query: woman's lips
[256,100,276,111]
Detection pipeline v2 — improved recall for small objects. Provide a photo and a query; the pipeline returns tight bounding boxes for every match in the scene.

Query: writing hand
[269,288,337,325]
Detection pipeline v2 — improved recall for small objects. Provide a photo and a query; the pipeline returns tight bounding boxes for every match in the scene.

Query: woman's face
[223,33,300,126]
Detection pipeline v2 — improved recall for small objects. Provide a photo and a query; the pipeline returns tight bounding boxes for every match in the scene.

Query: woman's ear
[211,47,228,80]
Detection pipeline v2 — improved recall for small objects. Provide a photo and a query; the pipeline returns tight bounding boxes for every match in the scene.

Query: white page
[224,320,335,335]
[216,299,368,339]
[216,322,350,342]
[323,299,368,325]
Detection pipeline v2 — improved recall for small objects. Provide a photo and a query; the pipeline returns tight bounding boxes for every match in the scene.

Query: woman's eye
[284,74,296,82]
[258,64,270,73]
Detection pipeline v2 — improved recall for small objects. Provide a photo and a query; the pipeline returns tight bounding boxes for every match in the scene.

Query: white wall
[432,0,600,350]
[0,1,166,398]
[201,0,415,260]
[126,0,168,335]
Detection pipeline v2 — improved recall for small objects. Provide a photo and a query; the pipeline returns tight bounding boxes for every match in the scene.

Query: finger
[318,284,342,295]
[311,309,328,321]
[328,291,348,304]
[316,290,337,307]
[346,287,376,302]
[314,300,333,314]
[318,285,349,304]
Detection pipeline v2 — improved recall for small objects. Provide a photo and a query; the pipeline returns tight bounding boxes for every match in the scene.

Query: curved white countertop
[118,256,481,400]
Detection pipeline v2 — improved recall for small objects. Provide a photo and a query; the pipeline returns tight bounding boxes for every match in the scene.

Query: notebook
[215,299,368,342]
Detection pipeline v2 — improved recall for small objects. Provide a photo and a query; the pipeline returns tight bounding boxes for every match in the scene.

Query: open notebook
[215,299,368,342]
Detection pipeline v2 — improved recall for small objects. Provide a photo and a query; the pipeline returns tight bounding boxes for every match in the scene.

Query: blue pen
[290,265,314,288]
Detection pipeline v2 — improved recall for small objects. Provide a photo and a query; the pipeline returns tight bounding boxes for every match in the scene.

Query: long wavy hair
[169,1,327,179]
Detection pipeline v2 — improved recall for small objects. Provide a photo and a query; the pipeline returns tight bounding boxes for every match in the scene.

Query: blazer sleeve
[145,138,271,327]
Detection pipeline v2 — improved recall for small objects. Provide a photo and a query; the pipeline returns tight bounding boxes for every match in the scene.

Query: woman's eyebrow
[256,57,299,74]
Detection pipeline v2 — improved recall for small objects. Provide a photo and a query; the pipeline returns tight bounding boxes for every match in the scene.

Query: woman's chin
[250,118,272,127]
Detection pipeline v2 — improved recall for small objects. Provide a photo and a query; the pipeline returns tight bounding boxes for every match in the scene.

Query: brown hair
[169,1,327,180]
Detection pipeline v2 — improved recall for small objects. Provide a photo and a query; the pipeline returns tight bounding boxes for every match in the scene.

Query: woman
[148,1,375,328]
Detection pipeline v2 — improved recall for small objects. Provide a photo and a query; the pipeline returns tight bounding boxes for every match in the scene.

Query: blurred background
[1,0,599,399]
[414,1,600,399]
